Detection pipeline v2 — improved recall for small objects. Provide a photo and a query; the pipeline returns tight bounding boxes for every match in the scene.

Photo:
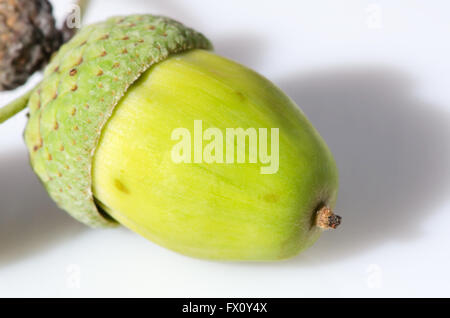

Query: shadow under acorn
[271,66,450,265]
[0,149,86,266]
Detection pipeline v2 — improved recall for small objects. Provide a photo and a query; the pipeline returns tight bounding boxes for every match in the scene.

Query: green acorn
[1,14,340,261]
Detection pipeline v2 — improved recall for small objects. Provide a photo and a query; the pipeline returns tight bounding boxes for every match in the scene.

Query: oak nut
[22,14,339,260]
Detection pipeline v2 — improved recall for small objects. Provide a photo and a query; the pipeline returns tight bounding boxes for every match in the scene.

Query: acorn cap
[23,15,212,227]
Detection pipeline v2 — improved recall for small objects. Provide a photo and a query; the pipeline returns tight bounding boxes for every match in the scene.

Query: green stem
[0,89,33,124]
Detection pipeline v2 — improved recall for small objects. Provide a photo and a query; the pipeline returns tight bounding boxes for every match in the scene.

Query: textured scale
[23,15,212,227]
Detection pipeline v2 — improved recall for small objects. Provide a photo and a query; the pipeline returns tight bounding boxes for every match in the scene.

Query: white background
[1,0,449,297]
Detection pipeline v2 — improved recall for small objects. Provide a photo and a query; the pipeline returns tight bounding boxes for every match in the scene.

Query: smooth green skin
[92,50,338,261]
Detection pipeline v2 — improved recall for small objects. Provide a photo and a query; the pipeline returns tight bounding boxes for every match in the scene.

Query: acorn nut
[3,14,340,261]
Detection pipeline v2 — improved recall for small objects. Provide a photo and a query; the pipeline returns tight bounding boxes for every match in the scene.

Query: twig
[0,89,33,124]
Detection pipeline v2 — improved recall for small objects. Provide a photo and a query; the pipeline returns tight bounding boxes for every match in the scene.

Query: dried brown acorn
[0,0,62,91]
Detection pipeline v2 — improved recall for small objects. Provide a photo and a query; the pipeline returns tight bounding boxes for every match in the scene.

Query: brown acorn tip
[315,206,341,230]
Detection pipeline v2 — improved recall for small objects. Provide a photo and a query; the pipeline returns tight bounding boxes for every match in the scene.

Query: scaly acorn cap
[23,15,212,227]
